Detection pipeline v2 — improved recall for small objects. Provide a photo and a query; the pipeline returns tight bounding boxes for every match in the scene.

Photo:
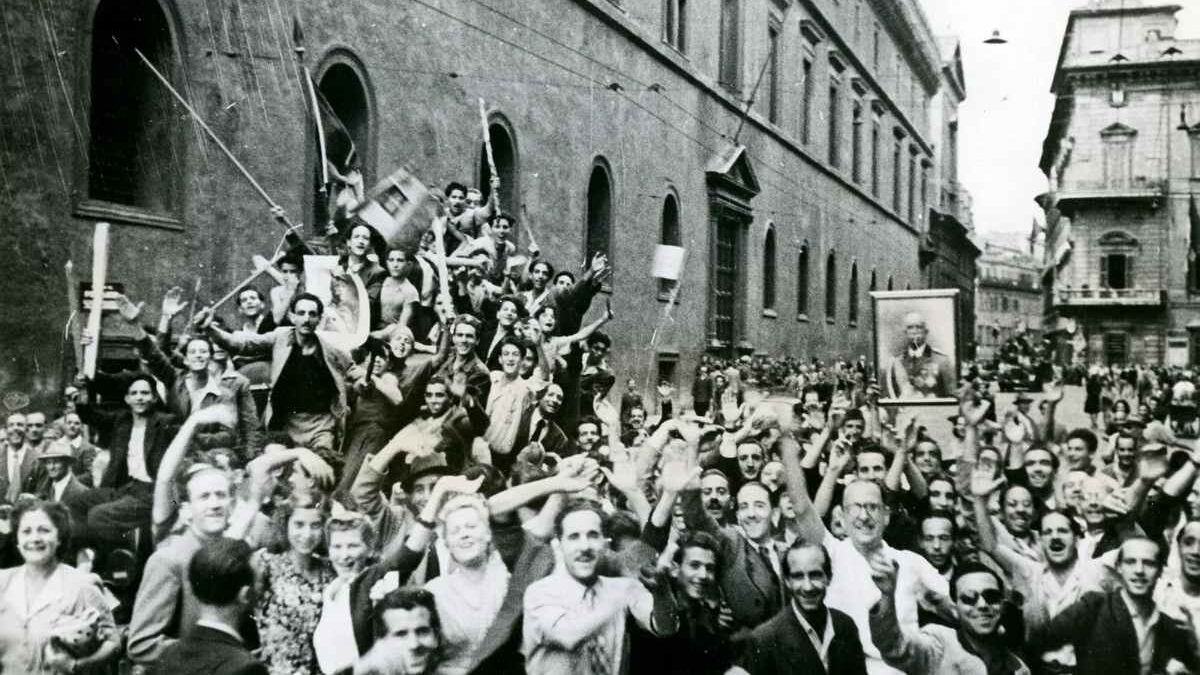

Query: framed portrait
[871,289,960,405]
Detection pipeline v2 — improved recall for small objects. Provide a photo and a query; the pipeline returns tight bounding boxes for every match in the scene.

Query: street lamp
[984,29,1007,45]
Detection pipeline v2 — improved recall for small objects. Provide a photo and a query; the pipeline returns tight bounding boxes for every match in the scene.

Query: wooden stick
[479,98,500,213]
[209,252,285,311]
[82,223,110,378]
[64,260,82,369]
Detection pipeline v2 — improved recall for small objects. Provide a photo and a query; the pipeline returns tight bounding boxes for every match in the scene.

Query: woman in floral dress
[252,491,336,675]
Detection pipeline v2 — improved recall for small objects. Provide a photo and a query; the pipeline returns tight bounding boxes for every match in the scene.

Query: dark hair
[183,334,215,355]
[373,587,443,641]
[1116,536,1166,567]
[575,415,603,435]
[919,510,957,538]
[530,259,555,278]
[551,271,576,286]
[949,561,1005,600]
[236,288,266,305]
[780,540,833,579]
[491,211,517,229]
[13,500,72,560]
[289,292,325,316]
[268,491,332,554]
[496,296,529,320]
[855,442,893,466]
[1023,446,1060,472]
[673,530,721,566]
[453,314,482,335]
[606,509,641,544]
[124,373,159,400]
[1039,509,1084,537]
[1066,428,1098,455]
[587,331,612,349]
[444,181,468,198]
[494,335,530,361]
[554,498,608,538]
[189,538,254,606]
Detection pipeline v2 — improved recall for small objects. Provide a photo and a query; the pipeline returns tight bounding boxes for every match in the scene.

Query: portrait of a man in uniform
[873,290,959,404]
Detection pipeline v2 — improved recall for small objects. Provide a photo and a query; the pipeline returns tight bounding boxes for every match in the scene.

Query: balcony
[1053,288,1164,307]
[1054,178,1164,213]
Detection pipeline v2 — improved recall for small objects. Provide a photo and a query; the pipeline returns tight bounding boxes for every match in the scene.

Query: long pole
[82,223,110,378]
[134,48,306,243]
[733,44,776,144]
[479,98,500,213]
[209,252,286,311]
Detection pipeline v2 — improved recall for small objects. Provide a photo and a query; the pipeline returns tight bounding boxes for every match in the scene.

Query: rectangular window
[1103,138,1133,188]
[907,149,917,222]
[828,81,841,167]
[711,218,741,348]
[766,20,781,124]
[801,59,813,145]
[1101,254,1129,289]
[663,0,687,52]
[873,25,881,69]
[871,118,881,196]
[657,354,679,389]
[1192,134,1200,178]
[919,163,929,225]
[718,0,741,91]
[892,134,904,212]
[851,102,864,183]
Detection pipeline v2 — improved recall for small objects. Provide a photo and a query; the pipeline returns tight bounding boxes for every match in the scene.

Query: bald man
[884,312,954,399]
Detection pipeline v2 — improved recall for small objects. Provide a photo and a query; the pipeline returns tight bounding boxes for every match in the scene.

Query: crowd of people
[4,178,1200,675]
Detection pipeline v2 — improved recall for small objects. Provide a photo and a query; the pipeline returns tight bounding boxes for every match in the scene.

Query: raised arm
[868,554,942,675]
[813,441,852,519]
[780,431,828,545]
[151,405,238,529]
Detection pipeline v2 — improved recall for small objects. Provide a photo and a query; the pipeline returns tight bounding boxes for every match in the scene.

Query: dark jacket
[738,605,868,675]
[1031,590,1200,675]
[149,625,267,675]
[511,407,568,457]
[76,402,179,488]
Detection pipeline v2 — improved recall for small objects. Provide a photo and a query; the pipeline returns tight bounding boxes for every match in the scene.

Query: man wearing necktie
[884,312,954,400]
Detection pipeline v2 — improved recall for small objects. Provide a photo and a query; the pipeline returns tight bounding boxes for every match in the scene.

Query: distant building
[976,243,1043,362]
[923,37,980,360]
[1039,0,1200,366]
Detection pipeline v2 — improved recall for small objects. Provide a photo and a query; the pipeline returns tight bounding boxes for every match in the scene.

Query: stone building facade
[0,0,959,407]
[976,243,1042,362]
[1040,0,1200,367]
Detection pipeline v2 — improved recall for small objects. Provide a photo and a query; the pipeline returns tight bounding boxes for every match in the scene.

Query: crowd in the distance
[5,178,1200,675]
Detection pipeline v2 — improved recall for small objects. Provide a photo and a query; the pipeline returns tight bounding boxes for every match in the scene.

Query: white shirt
[6,446,23,486]
[127,422,152,483]
[822,532,949,675]
[792,602,835,672]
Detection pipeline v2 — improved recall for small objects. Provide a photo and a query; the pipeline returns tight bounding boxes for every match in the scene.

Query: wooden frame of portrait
[871,288,960,406]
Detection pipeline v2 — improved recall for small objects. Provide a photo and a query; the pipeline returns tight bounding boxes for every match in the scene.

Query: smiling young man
[1031,538,1200,675]
[522,499,678,675]
[869,559,1028,675]
[733,541,867,675]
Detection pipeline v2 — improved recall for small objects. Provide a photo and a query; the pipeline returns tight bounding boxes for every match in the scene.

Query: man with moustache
[869,557,1029,675]
[731,541,868,675]
[1030,538,1200,675]
[522,499,678,675]
[699,469,733,526]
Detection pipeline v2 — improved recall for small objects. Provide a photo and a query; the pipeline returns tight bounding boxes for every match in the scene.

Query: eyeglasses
[957,589,1004,607]
[845,503,884,516]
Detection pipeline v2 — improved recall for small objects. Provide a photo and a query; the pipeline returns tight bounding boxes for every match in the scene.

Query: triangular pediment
[1099,122,1137,138]
[706,144,761,202]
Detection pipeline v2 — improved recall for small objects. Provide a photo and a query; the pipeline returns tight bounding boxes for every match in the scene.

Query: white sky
[918,0,1200,240]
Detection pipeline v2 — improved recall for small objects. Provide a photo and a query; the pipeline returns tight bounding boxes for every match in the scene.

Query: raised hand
[192,307,216,331]
[115,294,144,325]
[161,286,189,318]
[190,404,237,429]
[435,473,485,496]
[1043,379,1064,404]
[868,553,899,597]
[969,463,1004,499]
[602,448,640,494]
[294,450,336,492]
[659,452,700,493]
[828,439,853,475]
[1137,444,1169,483]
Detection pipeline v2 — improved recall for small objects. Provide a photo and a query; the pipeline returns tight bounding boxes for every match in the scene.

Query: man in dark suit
[512,384,569,458]
[1032,537,1200,675]
[733,541,867,675]
[151,538,266,675]
[67,373,180,544]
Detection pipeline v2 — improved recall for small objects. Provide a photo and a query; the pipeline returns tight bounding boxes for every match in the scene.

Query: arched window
[825,252,838,319]
[659,192,681,297]
[585,159,614,266]
[887,275,895,291]
[763,226,777,310]
[870,269,878,292]
[477,118,518,219]
[312,59,372,227]
[848,262,860,323]
[87,0,181,216]
[797,244,810,316]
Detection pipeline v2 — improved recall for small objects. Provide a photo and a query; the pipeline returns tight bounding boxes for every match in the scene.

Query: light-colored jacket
[870,600,1030,675]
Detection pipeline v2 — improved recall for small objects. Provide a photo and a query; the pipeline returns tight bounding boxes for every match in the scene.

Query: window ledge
[657,291,681,304]
[762,308,778,319]
[825,316,836,325]
[797,313,810,323]
[849,320,858,328]
[74,200,183,231]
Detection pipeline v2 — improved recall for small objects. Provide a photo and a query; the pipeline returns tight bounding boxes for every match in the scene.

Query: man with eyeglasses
[868,558,1029,675]
[782,432,950,675]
